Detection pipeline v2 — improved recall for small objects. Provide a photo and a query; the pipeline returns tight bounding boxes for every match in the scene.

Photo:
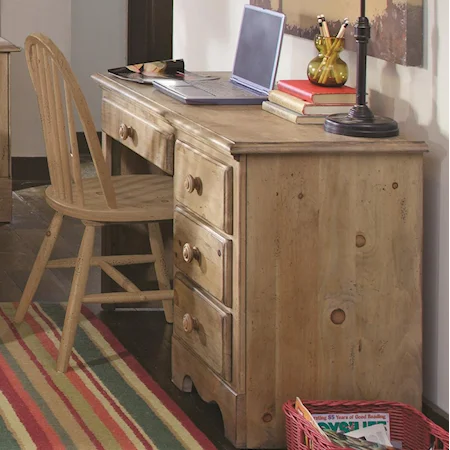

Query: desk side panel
[245,152,423,448]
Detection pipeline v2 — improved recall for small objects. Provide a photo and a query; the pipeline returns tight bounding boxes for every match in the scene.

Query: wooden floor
[0,176,237,450]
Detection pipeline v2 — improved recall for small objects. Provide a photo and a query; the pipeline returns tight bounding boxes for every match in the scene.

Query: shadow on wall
[370,0,449,408]
[175,1,230,71]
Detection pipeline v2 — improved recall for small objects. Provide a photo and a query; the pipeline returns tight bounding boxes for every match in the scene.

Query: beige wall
[1,0,71,157]
[1,0,127,157]
[71,0,127,133]
[174,0,449,413]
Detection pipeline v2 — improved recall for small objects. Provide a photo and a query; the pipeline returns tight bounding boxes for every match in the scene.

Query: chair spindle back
[25,33,117,209]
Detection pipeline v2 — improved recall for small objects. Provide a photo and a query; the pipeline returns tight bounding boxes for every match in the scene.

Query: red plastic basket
[283,400,449,450]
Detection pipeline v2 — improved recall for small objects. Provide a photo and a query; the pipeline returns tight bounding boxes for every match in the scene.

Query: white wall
[174,0,449,413]
[0,0,127,157]
[71,0,127,133]
[1,0,71,157]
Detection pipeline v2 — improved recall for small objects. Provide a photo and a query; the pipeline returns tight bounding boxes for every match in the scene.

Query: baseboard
[423,397,449,431]
[12,157,50,182]
[12,132,100,181]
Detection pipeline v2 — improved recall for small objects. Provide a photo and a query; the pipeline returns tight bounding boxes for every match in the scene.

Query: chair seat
[45,174,173,223]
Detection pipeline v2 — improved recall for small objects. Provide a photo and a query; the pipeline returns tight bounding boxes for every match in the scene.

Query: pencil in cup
[310,19,349,86]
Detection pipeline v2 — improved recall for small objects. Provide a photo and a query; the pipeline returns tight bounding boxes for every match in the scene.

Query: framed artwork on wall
[250,0,423,67]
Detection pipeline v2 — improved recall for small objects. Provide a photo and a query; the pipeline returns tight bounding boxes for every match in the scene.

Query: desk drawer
[174,275,232,380]
[174,207,232,306]
[102,97,174,174]
[174,140,232,234]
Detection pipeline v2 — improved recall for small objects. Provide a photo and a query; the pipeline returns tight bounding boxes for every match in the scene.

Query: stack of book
[262,80,357,125]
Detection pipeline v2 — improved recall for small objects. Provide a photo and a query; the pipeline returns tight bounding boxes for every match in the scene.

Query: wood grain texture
[0,54,9,179]
[245,153,423,448]
[102,97,174,174]
[0,178,12,222]
[14,212,64,323]
[0,38,20,53]
[57,223,96,372]
[102,131,113,173]
[0,39,19,219]
[0,51,13,222]
[173,207,232,306]
[1,187,101,303]
[26,34,117,209]
[174,275,232,380]
[148,222,174,323]
[47,254,156,268]
[92,73,428,155]
[45,174,173,222]
[17,34,175,373]
[95,71,426,449]
[0,183,240,450]
[172,335,246,447]
[83,290,173,303]
[174,140,233,234]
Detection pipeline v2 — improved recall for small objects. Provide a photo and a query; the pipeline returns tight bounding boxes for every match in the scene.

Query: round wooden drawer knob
[118,123,133,140]
[183,313,199,333]
[184,174,201,193]
[182,243,200,263]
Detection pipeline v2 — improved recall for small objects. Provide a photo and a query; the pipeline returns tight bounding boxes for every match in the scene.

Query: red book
[277,80,357,105]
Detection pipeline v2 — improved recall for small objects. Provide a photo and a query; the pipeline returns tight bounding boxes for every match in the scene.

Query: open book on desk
[108,59,218,85]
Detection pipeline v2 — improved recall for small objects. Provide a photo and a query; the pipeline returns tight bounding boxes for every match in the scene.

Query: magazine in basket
[294,398,395,450]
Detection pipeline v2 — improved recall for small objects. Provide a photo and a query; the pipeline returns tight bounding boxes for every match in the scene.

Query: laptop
[152,5,285,105]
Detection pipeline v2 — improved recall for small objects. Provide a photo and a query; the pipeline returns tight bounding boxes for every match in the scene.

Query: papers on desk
[108,58,217,84]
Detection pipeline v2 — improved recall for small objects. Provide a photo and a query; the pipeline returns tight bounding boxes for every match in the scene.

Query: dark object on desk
[324,0,399,138]
[152,4,285,105]
[108,58,184,84]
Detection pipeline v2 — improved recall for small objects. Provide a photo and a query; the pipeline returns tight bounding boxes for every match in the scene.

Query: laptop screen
[232,5,285,92]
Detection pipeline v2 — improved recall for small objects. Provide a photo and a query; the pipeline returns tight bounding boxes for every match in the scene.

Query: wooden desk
[0,38,20,222]
[93,73,426,449]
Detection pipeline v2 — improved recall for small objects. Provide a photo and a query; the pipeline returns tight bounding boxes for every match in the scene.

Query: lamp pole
[323,0,399,138]
[349,0,373,120]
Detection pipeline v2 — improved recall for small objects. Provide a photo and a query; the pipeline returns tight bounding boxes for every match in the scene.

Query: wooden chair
[14,33,174,373]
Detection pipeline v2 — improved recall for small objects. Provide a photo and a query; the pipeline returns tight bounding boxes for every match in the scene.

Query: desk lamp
[324,0,399,138]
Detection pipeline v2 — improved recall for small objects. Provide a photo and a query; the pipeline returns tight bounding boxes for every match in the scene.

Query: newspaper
[293,398,401,450]
[313,412,391,438]
[346,424,393,446]
[325,428,395,449]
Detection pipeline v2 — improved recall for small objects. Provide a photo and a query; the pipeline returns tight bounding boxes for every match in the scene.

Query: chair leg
[148,222,173,323]
[15,212,64,323]
[56,224,95,373]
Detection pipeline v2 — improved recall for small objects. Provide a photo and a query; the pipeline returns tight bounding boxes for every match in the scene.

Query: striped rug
[0,303,217,450]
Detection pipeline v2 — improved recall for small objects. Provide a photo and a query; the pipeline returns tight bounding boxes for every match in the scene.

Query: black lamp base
[323,9,400,139]
[324,112,399,138]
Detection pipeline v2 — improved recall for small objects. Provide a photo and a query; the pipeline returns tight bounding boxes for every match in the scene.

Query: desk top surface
[93,72,427,156]
[0,38,20,53]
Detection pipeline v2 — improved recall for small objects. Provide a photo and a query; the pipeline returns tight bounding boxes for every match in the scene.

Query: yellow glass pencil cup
[307,35,348,87]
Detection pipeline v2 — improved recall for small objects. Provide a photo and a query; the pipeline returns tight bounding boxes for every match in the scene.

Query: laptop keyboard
[190,79,261,98]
